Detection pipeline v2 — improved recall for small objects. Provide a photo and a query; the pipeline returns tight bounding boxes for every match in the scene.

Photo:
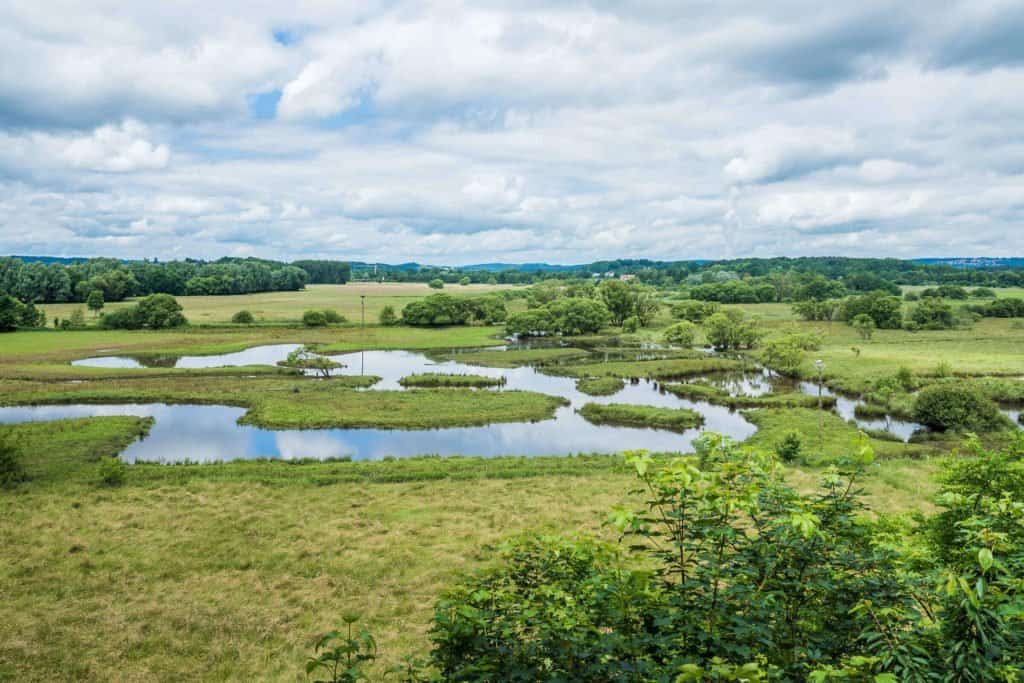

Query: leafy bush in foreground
[427,434,1024,680]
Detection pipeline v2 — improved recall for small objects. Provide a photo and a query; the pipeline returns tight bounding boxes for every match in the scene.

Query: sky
[1,1,1023,265]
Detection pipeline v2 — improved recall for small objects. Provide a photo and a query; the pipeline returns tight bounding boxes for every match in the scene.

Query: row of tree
[0,257,353,304]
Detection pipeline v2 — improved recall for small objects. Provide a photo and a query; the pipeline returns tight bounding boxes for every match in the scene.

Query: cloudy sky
[1,1,1023,264]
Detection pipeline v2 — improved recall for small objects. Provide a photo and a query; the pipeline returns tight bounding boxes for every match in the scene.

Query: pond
[14,345,1019,462]
[2,347,756,462]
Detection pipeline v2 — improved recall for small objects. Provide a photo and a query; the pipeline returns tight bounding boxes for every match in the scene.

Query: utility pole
[815,359,825,440]
[360,294,366,376]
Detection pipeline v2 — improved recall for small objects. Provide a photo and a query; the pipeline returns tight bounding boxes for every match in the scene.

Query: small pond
[2,347,756,462]
[11,345,1019,462]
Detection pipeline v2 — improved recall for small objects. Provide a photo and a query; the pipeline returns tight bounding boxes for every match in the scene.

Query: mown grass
[0,377,566,430]
[575,376,625,396]
[398,373,505,388]
[39,282,517,325]
[577,403,704,432]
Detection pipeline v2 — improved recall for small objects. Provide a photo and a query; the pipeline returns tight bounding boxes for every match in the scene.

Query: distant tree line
[0,257,345,304]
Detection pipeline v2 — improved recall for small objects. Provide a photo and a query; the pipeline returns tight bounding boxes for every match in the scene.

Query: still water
[14,345,1019,462]
[3,348,756,462]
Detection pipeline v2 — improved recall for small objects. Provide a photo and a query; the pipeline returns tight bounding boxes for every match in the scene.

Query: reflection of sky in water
[0,402,752,463]
[21,349,1021,461]
[72,344,303,369]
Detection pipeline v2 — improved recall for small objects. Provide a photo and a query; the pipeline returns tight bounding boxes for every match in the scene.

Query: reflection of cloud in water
[274,431,355,460]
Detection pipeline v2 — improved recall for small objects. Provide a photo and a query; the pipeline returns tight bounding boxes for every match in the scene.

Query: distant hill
[912,258,1024,270]
[9,255,92,265]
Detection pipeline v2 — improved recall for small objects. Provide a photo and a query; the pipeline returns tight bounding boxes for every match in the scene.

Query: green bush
[0,438,26,487]
[232,310,255,324]
[322,309,346,324]
[775,430,803,462]
[662,321,696,347]
[100,294,187,330]
[378,305,398,326]
[96,457,127,487]
[912,384,1008,432]
[428,279,444,289]
[302,310,328,327]
[621,315,639,333]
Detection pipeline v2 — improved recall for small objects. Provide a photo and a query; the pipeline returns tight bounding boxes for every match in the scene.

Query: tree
[278,346,342,379]
[428,279,444,290]
[851,313,876,340]
[459,276,471,286]
[841,291,903,329]
[232,310,255,324]
[134,294,187,329]
[671,300,719,323]
[401,294,472,326]
[598,280,634,326]
[662,321,696,347]
[100,294,187,330]
[621,315,639,333]
[792,299,839,322]
[0,296,25,331]
[86,290,105,317]
[703,310,763,350]
[910,297,956,330]
[762,335,806,376]
[378,305,398,326]
[506,298,609,336]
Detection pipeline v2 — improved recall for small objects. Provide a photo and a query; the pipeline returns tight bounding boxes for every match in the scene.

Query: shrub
[912,384,1008,432]
[322,309,346,324]
[621,315,639,333]
[96,457,127,487]
[378,305,398,326]
[841,291,903,329]
[671,300,720,323]
[904,291,920,301]
[402,294,473,327]
[232,310,255,324]
[0,438,26,487]
[895,366,916,391]
[68,307,86,329]
[970,287,996,299]
[776,431,802,462]
[100,294,187,330]
[459,276,471,286]
[909,296,956,330]
[506,298,610,336]
[302,310,328,327]
[662,321,696,347]
[428,278,444,289]
[851,313,876,340]
[762,336,805,376]
[703,310,763,350]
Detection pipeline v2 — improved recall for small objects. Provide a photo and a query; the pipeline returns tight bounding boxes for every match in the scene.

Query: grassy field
[0,415,945,681]
[2,287,1022,680]
[40,282,517,325]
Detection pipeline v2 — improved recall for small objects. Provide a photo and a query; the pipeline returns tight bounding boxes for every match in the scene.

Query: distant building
[619,273,636,281]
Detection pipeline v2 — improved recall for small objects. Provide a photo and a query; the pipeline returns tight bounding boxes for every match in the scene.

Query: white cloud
[1,1,1024,261]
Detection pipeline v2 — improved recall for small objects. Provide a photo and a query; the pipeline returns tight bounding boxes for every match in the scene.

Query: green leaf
[978,547,993,572]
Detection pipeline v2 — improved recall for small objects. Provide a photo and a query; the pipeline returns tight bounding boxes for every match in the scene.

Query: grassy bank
[398,373,505,388]
[663,382,836,409]
[437,346,589,367]
[547,356,745,380]
[575,376,625,396]
[577,403,705,432]
[0,377,566,430]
